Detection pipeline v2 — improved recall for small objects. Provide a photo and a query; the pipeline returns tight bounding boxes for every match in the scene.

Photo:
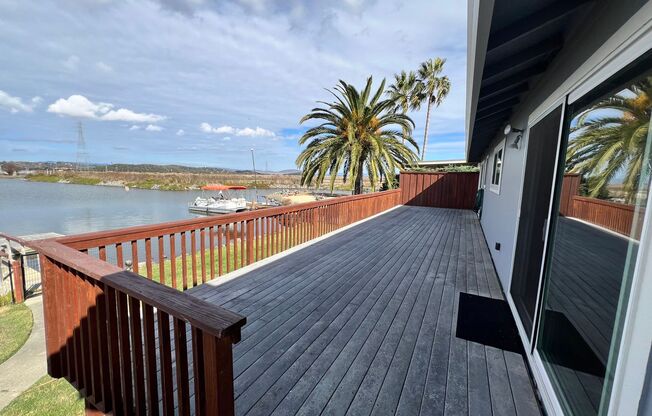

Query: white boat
[188,185,249,214]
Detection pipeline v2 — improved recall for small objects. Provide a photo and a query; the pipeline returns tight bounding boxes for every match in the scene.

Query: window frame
[489,139,505,194]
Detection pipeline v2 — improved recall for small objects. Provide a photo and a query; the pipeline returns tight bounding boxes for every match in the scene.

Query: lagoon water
[0,178,279,237]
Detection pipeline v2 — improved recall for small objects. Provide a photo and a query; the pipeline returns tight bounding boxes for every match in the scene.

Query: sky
[0,0,467,171]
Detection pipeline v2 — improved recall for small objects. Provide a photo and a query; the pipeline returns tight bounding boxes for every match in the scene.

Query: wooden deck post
[246,219,254,266]
[11,259,24,303]
[202,335,236,416]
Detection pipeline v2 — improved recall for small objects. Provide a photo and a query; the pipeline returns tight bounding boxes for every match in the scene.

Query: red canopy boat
[201,184,247,191]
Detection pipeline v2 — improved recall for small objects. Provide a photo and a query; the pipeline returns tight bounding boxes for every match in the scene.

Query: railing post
[38,255,63,377]
[203,335,236,416]
[11,258,24,303]
[246,219,254,266]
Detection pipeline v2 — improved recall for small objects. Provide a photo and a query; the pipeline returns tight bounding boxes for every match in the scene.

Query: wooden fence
[560,174,643,239]
[399,171,479,209]
[22,189,402,415]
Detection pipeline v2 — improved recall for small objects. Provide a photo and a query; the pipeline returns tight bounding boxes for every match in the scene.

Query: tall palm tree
[297,77,419,194]
[387,70,422,143]
[566,77,652,203]
[416,58,451,160]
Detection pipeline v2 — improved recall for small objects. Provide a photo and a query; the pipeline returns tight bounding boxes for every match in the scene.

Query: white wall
[480,134,525,289]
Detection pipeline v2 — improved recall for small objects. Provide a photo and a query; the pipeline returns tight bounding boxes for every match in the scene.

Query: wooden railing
[399,172,479,209]
[34,239,245,415]
[55,189,402,291]
[559,175,644,239]
[570,196,644,239]
[0,233,32,303]
[18,189,401,415]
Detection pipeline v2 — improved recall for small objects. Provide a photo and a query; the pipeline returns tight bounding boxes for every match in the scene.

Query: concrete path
[0,297,47,410]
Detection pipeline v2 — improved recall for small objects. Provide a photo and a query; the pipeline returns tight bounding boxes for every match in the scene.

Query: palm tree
[387,70,422,143]
[416,58,451,160]
[566,77,652,204]
[297,77,419,195]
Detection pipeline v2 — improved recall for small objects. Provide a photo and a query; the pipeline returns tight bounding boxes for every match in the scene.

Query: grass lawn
[0,303,33,365]
[145,231,300,289]
[0,376,83,416]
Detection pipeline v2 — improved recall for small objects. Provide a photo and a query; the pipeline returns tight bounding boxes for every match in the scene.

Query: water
[0,178,279,237]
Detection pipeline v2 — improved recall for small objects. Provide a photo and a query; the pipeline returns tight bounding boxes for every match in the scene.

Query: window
[489,140,505,194]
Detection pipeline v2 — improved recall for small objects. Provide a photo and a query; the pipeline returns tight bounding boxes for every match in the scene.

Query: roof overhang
[465,0,593,162]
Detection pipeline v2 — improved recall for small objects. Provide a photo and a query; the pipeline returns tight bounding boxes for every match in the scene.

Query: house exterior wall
[478,0,649,289]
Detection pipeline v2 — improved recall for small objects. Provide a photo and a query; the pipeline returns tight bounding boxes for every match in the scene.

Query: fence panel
[399,172,479,209]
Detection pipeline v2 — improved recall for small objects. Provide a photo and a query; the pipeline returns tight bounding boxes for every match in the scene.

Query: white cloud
[200,122,274,137]
[176,129,185,136]
[96,61,113,72]
[223,136,231,141]
[0,90,41,113]
[63,55,80,71]
[102,108,165,123]
[235,126,275,137]
[145,124,163,131]
[129,125,140,130]
[47,95,166,123]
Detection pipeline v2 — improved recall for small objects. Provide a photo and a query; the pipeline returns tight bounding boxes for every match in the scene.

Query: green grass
[0,376,84,416]
[25,174,60,183]
[0,303,33,365]
[143,231,300,289]
[0,292,13,307]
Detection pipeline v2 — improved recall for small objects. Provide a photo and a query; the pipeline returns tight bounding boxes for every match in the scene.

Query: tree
[1,162,20,175]
[297,77,419,194]
[387,70,422,143]
[566,77,652,204]
[416,58,451,160]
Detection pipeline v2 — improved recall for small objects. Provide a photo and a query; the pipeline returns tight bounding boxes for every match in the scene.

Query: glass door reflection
[537,67,652,415]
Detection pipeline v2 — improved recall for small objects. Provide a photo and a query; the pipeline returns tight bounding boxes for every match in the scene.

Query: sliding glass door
[536,56,652,415]
[511,105,563,340]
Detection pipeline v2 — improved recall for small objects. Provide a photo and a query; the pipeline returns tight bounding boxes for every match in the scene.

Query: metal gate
[20,253,42,298]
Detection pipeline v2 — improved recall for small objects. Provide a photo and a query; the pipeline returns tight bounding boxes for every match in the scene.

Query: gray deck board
[187,206,541,415]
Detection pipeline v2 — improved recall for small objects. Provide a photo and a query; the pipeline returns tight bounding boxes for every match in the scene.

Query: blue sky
[0,0,467,171]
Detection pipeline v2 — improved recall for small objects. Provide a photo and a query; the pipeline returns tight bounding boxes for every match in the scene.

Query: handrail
[572,195,637,211]
[36,239,245,415]
[57,189,401,248]
[34,239,245,339]
[0,232,32,247]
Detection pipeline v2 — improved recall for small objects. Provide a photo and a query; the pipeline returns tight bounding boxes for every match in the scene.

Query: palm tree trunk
[354,163,364,195]
[401,103,408,144]
[421,97,432,160]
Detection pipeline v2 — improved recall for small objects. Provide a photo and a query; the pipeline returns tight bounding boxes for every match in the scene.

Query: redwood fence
[399,171,479,209]
[560,174,644,239]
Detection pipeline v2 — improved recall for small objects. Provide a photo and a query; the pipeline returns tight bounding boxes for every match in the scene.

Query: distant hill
[1,161,297,175]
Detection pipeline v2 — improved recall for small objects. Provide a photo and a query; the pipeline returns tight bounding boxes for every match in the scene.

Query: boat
[188,184,249,214]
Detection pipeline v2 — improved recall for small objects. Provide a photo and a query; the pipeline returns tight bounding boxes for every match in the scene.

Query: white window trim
[489,139,505,194]
[478,158,487,190]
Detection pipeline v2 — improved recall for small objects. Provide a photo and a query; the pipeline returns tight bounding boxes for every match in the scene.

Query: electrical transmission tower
[75,121,89,171]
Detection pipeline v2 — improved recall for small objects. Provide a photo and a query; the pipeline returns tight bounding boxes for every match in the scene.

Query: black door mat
[456,292,524,354]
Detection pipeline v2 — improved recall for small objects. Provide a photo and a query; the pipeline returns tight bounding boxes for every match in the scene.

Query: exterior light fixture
[504,123,524,150]
[503,123,524,135]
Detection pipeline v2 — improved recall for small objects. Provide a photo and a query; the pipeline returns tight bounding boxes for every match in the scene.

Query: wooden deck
[189,206,541,415]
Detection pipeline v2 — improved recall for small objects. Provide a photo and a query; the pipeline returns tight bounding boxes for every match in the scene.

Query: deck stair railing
[9,189,401,415]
